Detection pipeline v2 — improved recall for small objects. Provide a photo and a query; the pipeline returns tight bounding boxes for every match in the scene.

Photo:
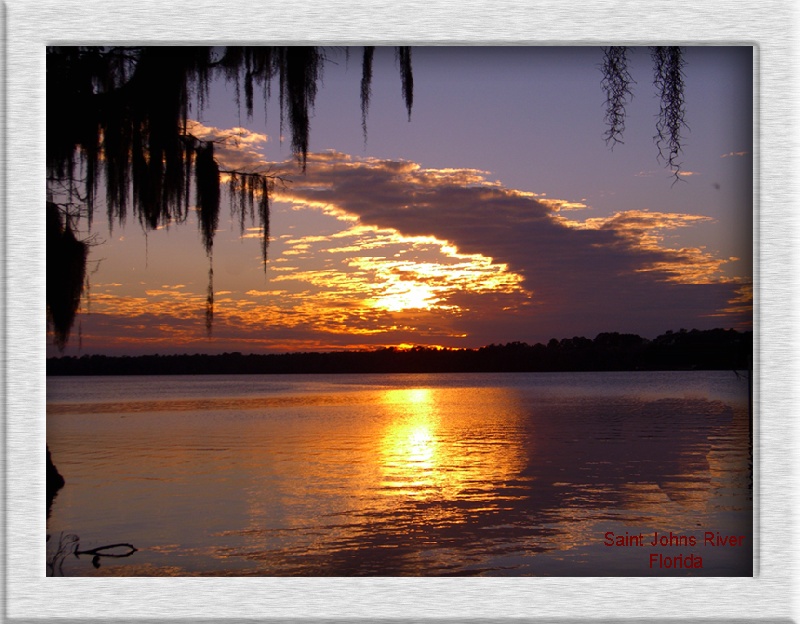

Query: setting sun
[369,280,439,312]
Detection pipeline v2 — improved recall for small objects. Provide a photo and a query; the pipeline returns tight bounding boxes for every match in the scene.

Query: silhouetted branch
[75,543,138,557]
[46,533,79,576]
[47,532,138,575]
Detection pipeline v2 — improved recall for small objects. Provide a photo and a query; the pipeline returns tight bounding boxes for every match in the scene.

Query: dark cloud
[274,152,751,343]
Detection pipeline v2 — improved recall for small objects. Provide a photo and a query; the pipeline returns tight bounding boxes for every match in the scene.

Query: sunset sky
[48,46,753,356]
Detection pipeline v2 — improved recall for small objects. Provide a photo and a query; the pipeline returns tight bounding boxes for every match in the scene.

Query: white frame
[5,0,797,620]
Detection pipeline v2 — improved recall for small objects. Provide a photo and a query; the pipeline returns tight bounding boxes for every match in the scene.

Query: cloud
[721,151,749,158]
[537,198,589,212]
[59,147,752,355]
[274,223,528,315]
[265,152,751,343]
[187,121,270,173]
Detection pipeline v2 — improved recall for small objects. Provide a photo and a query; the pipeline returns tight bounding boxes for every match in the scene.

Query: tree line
[47,328,751,376]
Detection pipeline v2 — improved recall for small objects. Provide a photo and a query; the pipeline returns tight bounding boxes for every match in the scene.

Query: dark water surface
[46,371,752,576]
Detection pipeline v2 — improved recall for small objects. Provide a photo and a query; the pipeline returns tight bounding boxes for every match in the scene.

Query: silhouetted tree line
[47,328,751,376]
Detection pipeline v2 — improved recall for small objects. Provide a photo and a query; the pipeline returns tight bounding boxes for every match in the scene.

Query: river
[46,371,752,576]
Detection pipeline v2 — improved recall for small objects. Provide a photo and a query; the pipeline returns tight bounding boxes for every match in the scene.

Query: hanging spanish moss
[360,47,375,143]
[259,176,270,270]
[240,47,276,121]
[48,46,372,237]
[195,141,221,255]
[396,47,413,120]
[601,46,634,147]
[47,201,88,350]
[47,46,413,238]
[205,265,214,336]
[651,46,687,178]
[278,47,324,170]
[598,46,688,179]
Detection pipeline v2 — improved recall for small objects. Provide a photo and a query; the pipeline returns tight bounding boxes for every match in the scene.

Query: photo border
[4,0,796,621]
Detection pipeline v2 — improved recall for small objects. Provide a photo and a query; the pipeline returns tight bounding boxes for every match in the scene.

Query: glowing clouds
[267,152,751,342]
[268,216,530,329]
[57,145,751,355]
[561,209,732,284]
[369,280,439,313]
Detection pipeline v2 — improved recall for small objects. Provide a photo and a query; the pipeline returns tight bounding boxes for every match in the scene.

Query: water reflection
[381,388,439,498]
[46,372,752,576]
[379,387,530,506]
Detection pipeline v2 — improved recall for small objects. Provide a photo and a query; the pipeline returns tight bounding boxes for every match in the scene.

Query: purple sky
[48,46,753,356]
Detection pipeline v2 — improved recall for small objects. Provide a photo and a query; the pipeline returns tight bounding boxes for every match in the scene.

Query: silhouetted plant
[600,46,687,178]
[396,47,414,120]
[601,47,634,147]
[361,46,375,142]
[651,46,688,180]
[46,445,65,519]
[46,533,79,576]
[46,45,413,346]
[46,201,88,349]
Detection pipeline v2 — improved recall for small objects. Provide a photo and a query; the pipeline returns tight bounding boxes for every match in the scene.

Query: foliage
[601,46,634,147]
[651,46,688,178]
[46,46,412,227]
[46,201,88,349]
[601,46,688,179]
[46,45,414,348]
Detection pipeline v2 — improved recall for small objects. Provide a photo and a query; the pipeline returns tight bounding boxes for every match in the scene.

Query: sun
[369,280,440,312]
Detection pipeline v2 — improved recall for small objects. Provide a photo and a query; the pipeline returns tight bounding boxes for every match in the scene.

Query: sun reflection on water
[380,389,441,498]
[378,387,528,505]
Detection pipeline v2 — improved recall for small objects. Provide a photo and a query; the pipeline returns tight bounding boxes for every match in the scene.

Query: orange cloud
[186,121,270,173]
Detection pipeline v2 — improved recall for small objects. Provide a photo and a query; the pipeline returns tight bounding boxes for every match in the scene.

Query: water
[46,371,752,576]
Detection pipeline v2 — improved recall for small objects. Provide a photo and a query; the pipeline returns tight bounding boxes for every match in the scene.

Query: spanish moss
[601,46,634,147]
[279,47,324,170]
[360,47,375,143]
[206,265,214,336]
[47,201,88,350]
[195,142,220,255]
[47,46,413,244]
[651,46,687,179]
[396,47,413,120]
[259,176,271,270]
